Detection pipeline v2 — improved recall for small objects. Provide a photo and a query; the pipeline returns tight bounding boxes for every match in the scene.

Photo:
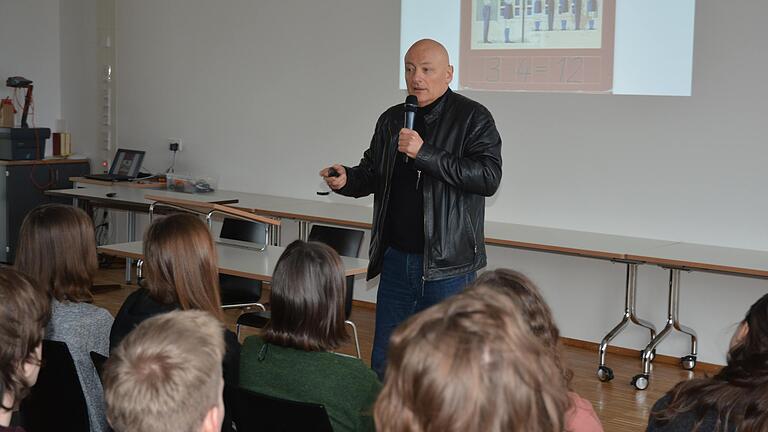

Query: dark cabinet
[1,160,90,263]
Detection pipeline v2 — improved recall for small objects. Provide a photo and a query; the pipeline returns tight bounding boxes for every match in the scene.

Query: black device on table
[84,148,146,182]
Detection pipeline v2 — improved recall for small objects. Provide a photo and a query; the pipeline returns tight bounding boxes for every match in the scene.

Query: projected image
[471,0,604,50]
[401,0,695,96]
[460,0,615,92]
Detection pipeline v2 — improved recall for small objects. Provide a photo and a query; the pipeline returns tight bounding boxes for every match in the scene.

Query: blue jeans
[371,247,476,379]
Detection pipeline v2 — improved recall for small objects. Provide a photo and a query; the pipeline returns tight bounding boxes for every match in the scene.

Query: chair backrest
[308,225,364,258]
[218,217,264,306]
[19,340,90,432]
[219,217,268,247]
[233,387,333,432]
[308,225,365,320]
[90,351,108,384]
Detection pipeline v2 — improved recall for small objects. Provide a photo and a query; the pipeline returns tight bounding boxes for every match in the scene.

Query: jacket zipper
[468,213,478,254]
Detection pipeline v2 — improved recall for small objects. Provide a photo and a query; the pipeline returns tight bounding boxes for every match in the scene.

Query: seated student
[647,293,768,432]
[374,285,570,432]
[467,269,604,432]
[239,240,381,432]
[109,213,239,431]
[103,310,225,432]
[0,267,51,432]
[14,204,114,432]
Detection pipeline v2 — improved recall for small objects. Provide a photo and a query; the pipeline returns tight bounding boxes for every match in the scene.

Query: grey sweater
[46,300,113,432]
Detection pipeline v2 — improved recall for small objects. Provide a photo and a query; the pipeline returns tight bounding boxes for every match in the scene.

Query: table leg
[298,220,310,241]
[632,268,698,390]
[596,262,657,382]
[125,210,136,284]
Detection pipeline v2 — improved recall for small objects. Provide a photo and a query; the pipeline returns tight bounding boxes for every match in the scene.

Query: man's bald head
[404,39,453,107]
[406,39,451,66]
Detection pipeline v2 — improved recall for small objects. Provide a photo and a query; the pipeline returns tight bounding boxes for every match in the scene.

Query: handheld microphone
[403,95,418,163]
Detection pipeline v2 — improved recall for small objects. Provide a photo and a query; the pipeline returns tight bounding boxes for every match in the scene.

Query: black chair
[90,351,108,384]
[218,217,268,312]
[19,340,90,432]
[233,387,333,432]
[236,225,365,357]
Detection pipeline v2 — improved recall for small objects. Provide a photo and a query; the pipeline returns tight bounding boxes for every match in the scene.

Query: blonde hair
[143,213,224,321]
[15,204,98,302]
[375,287,570,432]
[469,268,573,389]
[103,310,225,432]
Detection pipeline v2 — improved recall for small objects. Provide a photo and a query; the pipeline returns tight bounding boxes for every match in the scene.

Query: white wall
[0,0,62,130]
[59,0,102,161]
[114,0,768,365]
[0,0,102,160]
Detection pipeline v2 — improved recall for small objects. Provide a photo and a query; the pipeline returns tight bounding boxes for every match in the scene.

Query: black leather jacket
[338,89,502,281]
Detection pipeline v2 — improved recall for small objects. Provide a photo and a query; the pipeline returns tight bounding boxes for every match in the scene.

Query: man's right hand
[320,164,347,190]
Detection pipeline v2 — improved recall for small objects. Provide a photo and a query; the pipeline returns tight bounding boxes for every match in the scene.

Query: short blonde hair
[104,310,225,432]
[375,287,570,432]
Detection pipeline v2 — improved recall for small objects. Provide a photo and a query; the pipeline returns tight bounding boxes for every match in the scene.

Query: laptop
[85,149,146,182]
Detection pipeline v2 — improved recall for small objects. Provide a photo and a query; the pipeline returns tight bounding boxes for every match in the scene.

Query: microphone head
[405,95,418,112]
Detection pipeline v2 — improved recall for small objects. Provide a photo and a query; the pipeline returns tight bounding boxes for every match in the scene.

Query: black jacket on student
[647,394,736,432]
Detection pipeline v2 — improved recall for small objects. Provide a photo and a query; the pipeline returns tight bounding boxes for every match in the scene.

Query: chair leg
[345,320,361,359]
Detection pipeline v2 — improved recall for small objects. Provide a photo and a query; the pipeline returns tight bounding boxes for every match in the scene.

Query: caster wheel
[596,366,614,382]
[681,355,697,371]
[631,374,650,390]
[640,349,656,362]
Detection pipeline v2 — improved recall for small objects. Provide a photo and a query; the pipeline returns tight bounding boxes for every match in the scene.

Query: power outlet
[167,138,183,152]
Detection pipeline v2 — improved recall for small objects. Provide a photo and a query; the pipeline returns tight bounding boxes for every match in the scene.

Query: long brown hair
[375,286,570,432]
[652,293,768,431]
[15,204,98,302]
[143,213,223,322]
[470,268,574,389]
[0,267,51,411]
[264,240,349,352]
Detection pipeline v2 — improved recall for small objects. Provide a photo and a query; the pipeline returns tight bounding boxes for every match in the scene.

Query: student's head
[653,293,768,431]
[728,292,768,359]
[469,268,573,388]
[0,267,50,413]
[265,240,349,352]
[103,310,225,432]
[375,287,569,432]
[143,213,223,321]
[15,204,98,302]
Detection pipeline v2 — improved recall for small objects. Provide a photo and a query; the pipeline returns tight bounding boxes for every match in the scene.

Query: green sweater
[239,336,381,432]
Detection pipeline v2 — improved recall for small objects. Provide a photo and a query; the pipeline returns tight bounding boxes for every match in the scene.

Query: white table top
[484,221,677,260]
[626,242,768,278]
[98,241,369,281]
[46,185,241,207]
[234,192,372,228]
[67,184,768,278]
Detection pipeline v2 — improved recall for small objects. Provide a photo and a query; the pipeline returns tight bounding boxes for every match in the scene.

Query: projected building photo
[461,0,615,92]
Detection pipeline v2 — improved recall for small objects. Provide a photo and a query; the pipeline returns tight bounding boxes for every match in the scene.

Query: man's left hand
[398,128,423,159]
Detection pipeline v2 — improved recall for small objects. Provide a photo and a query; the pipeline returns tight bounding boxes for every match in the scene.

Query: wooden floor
[94,267,705,432]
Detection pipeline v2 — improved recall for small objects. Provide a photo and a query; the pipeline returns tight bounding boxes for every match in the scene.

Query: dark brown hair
[375,287,570,432]
[652,293,768,431]
[0,266,51,411]
[15,204,98,302]
[469,268,573,389]
[264,240,349,352]
[143,213,223,322]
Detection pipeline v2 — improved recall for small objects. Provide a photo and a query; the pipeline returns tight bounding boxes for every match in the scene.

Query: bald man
[320,39,502,378]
